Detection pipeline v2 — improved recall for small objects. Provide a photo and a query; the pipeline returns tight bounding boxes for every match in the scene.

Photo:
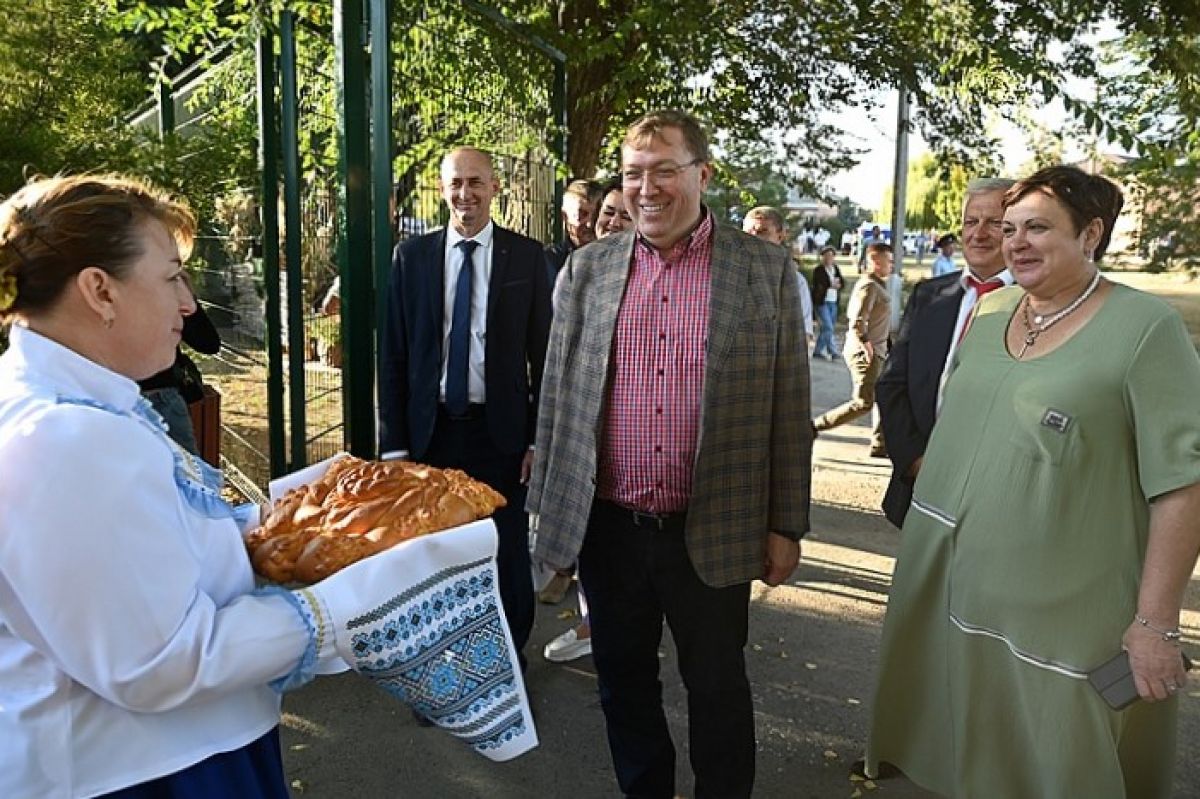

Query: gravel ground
[279,352,1199,798]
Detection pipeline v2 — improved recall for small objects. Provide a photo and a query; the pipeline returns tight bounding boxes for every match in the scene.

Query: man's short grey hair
[744,206,785,230]
[564,179,603,206]
[965,177,1015,196]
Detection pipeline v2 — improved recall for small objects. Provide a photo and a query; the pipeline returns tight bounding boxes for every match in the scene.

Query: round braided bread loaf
[245,456,506,583]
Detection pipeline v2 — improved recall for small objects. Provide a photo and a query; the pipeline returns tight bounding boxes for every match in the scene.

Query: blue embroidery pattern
[343,559,527,754]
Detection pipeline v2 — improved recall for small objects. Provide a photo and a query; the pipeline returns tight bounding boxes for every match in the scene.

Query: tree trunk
[565,62,618,177]
[556,0,640,178]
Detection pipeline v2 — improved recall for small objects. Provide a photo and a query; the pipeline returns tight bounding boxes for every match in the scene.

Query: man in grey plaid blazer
[527,110,812,798]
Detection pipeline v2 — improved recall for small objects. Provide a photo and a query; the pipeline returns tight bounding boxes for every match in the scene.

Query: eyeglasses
[620,159,702,188]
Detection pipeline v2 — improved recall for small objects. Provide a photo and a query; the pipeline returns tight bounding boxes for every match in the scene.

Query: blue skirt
[100,728,290,799]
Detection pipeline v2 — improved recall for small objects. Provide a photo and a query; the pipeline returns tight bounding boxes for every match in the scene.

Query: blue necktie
[446,239,479,416]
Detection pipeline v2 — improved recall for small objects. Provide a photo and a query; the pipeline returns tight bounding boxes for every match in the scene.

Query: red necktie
[959,276,1005,343]
[967,275,1004,298]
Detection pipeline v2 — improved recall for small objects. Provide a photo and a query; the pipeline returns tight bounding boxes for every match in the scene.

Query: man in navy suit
[876,178,1014,527]
[379,147,552,663]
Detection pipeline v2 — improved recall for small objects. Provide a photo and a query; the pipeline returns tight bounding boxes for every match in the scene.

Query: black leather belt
[597,499,686,531]
[439,403,485,421]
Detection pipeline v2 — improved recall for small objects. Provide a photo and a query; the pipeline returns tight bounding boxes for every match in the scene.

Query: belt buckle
[631,510,665,530]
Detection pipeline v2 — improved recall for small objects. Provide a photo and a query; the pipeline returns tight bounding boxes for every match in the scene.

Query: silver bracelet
[1135,614,1182,643]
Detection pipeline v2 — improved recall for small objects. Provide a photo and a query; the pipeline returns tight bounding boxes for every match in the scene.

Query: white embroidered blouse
[0,326,309,798]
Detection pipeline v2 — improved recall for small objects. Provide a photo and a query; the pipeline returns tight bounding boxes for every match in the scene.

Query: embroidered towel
[268,453,537,760]
[312,518,538,761]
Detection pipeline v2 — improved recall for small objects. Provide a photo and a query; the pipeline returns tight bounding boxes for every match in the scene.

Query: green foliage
[0,0,147,193]
[388,0,559,226]
[879,152,990,233]
[704,139,795,224]
[20,0,1200,263]
[1090,31,1200,271]
[497,0,874,181]
[822,197,871,248]
[307,312,340,348]
[0,0,260,255]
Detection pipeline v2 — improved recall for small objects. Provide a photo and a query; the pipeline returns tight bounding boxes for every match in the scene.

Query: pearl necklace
[1017,269,1102,358]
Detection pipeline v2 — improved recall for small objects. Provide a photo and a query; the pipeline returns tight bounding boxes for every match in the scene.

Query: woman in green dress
[865,165,1200,798]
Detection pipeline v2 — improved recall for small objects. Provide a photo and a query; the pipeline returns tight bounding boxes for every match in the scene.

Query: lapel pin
[1041,408,1072,434]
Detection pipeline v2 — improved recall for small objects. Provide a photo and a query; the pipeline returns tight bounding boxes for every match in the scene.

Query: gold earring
[103,316,114,329]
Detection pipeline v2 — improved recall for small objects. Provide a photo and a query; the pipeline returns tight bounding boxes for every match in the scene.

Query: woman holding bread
[0,174,340,798]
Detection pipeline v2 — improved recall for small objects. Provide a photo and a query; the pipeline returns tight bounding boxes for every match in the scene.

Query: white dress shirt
[822,264,839,303]
[442,221,493,406]
[936,268,1014,413]
[796,271,814,338]
[0,326,309,798]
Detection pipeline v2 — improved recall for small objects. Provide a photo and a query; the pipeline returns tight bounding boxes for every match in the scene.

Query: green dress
[867,284,1200,798]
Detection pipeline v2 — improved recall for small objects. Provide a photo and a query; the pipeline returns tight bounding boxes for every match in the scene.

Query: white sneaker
[543,626,592,663]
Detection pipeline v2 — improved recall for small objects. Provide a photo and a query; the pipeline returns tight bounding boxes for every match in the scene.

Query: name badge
[1041,408,1072,434]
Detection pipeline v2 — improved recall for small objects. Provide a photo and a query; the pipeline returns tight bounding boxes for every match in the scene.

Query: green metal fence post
[157,79,175,138]
[369,0,393,384]
[257,32,288,477]
[279,10,308,470]
[334,0,376,457]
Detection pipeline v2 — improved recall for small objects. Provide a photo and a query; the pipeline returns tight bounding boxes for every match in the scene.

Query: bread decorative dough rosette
[246,456,506,583]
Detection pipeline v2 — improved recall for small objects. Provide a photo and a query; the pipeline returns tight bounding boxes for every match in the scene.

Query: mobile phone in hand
[1088,650,1194,711]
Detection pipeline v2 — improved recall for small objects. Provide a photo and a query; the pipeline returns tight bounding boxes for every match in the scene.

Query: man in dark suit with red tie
[378,147,552,663]
[876,178,1014,528]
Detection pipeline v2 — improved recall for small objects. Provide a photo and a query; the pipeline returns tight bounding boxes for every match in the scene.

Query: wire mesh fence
[167,54,273,502]
[116,1,564,498]
[289,20,345,468]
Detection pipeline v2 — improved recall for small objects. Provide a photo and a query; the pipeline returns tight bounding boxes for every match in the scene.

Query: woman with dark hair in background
[810,244,844,360]
[866,165,1200,797]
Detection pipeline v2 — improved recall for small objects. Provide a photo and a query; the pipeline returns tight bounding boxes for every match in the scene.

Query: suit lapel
[698,226,748,451]
[590,232,635,350]
[486,225,510,331]
[430,229,448,342]
[704,226,748,376]
[926,278,966,343]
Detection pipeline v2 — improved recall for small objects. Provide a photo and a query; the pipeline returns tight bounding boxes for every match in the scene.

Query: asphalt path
[279,353,1199,798]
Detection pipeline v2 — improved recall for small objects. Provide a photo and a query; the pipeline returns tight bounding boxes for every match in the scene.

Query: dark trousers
[102,728,288,798]
[423,406,533,666]
[578,500,754,799]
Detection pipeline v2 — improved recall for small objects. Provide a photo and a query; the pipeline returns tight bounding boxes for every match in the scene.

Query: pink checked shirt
[596,212,714,514]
